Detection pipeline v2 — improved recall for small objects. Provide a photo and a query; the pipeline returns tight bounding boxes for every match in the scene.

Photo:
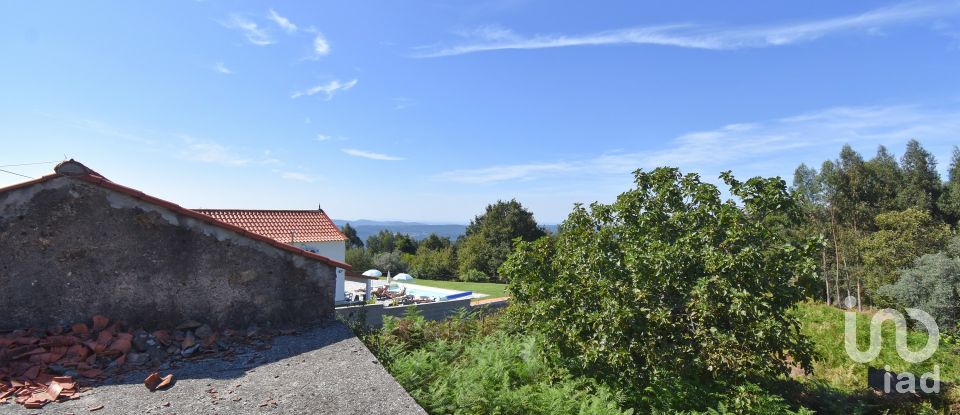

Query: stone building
[0,160,350,330]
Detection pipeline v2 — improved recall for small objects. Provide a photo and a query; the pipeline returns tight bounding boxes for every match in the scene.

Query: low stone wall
[335,298,473,329]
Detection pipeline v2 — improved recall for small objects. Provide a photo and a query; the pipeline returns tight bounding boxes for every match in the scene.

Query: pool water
[389,283,474,301]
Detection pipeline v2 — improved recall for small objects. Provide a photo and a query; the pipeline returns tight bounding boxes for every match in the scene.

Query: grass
[380,277,508,298]
[790,302,960,413]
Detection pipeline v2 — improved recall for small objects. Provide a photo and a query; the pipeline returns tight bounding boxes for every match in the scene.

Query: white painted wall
[294,240,347,302]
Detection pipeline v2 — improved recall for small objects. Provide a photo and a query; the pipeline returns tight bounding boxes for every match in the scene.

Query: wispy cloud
[436,104,960,183]
[179,137,281,167]
[213,62,233,74]
[221,14,274,46]
[417,2,960,57]
[181,142,252,166]
[342,148,405,161]
[280,171,317,182]
[438,162,576,183]
[313,33,331,57]
[291,79,358,100]
[267,9,297,33]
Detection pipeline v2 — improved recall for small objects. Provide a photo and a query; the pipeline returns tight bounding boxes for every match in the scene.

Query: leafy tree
[394,233,419,255]
[879,239,960,331]
[864,145,903,214]
[458,199,545,279]
[373,251,409,274]
[365,230,396,254]
[937,146,960,226]
[503,168,818,397]
[340,223,364,249]
[896,139,941,214]
[345,247,374,271]
[420,233,452,251]
[408,245,457,279]
[366,230,418,255]
[858,208,952,304]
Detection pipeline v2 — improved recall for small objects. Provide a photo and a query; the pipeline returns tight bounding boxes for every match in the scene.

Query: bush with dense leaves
[879,237,960,332]
[502,168,819,406]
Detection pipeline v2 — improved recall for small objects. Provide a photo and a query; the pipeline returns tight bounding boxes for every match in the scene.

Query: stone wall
[335,298,474,329]
[0,176,337,330]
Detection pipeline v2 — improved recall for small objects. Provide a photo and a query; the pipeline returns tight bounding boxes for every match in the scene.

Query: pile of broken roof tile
[0,315,237,409]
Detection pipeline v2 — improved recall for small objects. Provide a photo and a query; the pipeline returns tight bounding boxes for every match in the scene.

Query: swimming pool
[390,283,476,301]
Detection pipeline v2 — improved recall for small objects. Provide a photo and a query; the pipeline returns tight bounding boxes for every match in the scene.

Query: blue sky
[1,1,959,223]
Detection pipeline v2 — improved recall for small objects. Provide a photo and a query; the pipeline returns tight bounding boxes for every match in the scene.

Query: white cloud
[280,171,316,182]
[267,9,297,33]
[341,148,404,161]
[291,79,358,100]
[316,134,333,142]
[213,62,233,74]
[178,137,282,167]
[313,33,331,57]
[436,104,960,183]
[438,162,576,184]
[221,14,274,46]
[417,2,960,57]
[181,142,252,166]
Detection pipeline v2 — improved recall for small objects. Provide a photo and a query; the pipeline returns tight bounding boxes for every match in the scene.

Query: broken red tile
[22,365,40,380]
[22,393,49,409]
[152,330,171,346]
[89,404,104,411]
[144,372,162,391]
[12,347,46,360]
[105,333,133,356]
[156,374,174,390]
[71,323,90,337]
[95,330,113,346]
[46,381,64,400]
[91,316,109,332]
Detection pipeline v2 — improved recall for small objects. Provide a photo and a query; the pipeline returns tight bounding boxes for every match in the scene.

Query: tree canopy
[503,168,817,393]
[457,199,546,280]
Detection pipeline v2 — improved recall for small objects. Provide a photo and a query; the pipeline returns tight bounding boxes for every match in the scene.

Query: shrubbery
[502,168,819,409]
[363,309,632,415]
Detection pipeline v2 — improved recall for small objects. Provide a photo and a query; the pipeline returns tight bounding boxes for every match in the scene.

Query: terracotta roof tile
[192,210,347,243]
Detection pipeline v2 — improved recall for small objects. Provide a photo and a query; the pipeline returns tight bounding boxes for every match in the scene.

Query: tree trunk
[822,248,831,305]
[830,210,842,306]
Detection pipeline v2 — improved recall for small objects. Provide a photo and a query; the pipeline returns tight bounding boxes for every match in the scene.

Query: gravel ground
[1,321,426,415]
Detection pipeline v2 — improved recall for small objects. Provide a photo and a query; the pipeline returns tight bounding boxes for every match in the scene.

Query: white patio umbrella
[393,273,414,281]
[362,269,383,278]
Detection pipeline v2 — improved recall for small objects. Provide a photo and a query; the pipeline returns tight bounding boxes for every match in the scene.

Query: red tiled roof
[192,210,348,243]
[0,160,350,270]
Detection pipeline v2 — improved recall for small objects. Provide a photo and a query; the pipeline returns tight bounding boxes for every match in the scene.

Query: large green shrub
[879,238,960,332]
[502,168,819,401]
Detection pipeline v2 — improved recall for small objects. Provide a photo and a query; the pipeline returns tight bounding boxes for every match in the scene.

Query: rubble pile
[0,315,258,409]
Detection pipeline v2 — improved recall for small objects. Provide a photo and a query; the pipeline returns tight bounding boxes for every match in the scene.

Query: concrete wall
[295,240,346,302]
[335,298,473,329]
[0,176,337,330]
[294,240,346,262]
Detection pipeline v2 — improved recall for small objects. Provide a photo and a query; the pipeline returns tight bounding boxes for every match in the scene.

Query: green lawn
[381,277,508,298]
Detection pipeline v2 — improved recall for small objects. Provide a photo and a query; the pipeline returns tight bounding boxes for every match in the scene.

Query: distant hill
[333,219,558,242]
[333,220,467,241]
